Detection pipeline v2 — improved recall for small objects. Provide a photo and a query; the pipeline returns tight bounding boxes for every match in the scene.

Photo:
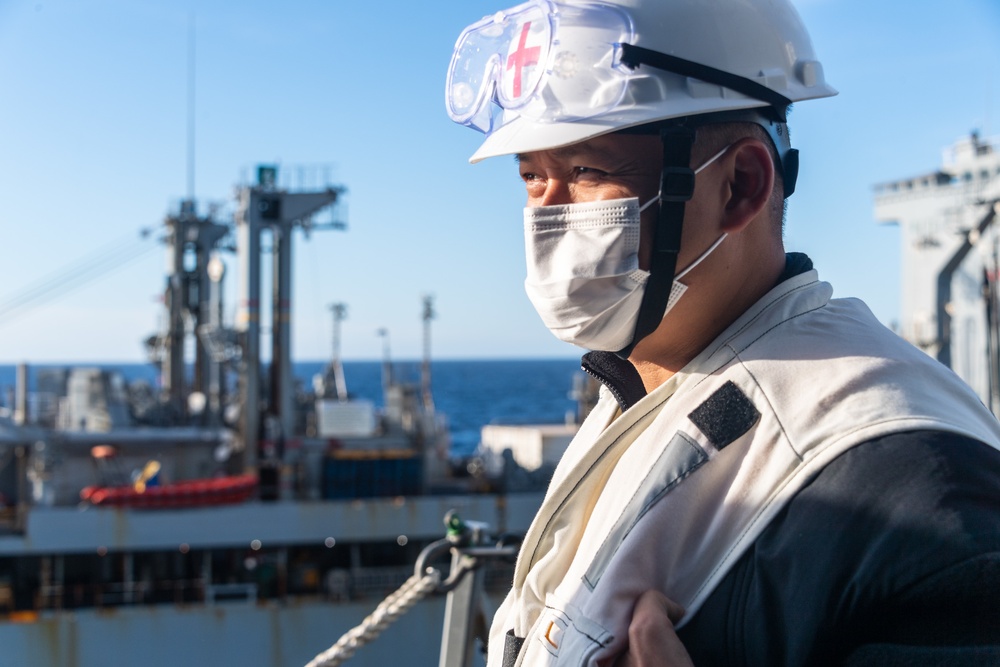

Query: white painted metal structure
[874,133,1000,413]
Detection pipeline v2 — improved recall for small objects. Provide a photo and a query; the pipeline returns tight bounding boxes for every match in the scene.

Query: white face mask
[523,145,730,351]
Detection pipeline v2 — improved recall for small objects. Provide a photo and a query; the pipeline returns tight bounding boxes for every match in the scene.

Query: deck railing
[16,561,516,615]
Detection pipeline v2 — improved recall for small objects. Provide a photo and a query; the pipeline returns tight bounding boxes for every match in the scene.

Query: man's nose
[537,178,573,207]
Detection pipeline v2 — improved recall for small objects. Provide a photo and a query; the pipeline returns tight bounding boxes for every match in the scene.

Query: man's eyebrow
[515,144,613,164]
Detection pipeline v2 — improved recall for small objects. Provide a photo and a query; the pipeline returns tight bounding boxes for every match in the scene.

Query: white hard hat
[445,0,837,162]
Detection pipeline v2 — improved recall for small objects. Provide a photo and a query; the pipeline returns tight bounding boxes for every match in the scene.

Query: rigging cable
[0,228,159,326]
[304,568,442,667]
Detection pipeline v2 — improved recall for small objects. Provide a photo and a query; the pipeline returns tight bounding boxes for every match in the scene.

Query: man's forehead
[515,135,641,164]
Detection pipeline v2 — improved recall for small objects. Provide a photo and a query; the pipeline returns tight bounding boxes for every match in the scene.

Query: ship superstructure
[874,132,1000,413]
[0,167,545,666]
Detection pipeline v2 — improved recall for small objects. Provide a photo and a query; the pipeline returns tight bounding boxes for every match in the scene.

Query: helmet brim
[469,116,623,163]
[468,83,836,163]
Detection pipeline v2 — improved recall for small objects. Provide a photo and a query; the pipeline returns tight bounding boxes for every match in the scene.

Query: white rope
[304,568,442,667]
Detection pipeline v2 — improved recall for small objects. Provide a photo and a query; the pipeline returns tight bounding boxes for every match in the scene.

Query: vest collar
[581,253,815,412]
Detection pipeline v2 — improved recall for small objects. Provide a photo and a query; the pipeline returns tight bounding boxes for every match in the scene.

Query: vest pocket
[583,431,708,589]
[518,594,613,666]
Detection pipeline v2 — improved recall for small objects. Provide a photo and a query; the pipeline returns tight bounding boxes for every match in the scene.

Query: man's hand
[614,590,695,667]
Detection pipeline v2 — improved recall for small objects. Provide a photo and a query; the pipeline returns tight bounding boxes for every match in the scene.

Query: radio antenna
[187,13,196,202]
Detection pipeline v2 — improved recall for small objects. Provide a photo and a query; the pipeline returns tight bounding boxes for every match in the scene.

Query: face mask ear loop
[615,124,696,359]
[694,144,731,175]
[638,195,659,213]
[675,233,727,281]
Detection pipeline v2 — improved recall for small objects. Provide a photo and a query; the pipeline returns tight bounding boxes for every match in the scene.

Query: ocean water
[0,358,584,457]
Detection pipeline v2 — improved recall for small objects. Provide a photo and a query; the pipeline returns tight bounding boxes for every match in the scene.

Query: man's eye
[574,166,605,176]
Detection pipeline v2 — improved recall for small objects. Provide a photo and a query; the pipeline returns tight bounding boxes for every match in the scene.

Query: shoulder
[760,431,1000,610]
[678,430,1000,666]
[788,430,1000,550]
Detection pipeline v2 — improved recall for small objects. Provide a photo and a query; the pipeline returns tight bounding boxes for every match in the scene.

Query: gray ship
[0,169,557,666]
[6,130,996,665]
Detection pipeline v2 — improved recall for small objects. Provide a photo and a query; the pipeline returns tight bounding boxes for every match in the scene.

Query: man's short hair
[694,121,787,234]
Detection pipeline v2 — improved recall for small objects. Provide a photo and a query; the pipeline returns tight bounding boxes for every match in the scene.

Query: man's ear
[722,139,775,232]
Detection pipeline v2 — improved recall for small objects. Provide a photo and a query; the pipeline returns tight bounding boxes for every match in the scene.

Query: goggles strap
[619,44,792,122]
[615,125,695,359]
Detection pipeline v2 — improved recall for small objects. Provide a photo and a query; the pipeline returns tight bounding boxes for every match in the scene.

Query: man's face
[515,133,662,207]
[516,133,662,268]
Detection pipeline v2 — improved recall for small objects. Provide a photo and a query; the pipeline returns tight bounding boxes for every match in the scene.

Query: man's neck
[628,247,787,393]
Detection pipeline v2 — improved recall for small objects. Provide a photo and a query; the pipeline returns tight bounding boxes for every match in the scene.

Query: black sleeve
[676,431,1000,667]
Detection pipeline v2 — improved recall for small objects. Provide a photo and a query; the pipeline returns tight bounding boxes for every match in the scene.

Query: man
[445,0,1000,665]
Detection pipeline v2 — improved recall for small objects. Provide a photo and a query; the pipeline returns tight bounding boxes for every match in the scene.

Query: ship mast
[421,295,435,413]
[329,303,348,400]
[377,327,393,403]
[187,13,196,204]
[234,166,345,459]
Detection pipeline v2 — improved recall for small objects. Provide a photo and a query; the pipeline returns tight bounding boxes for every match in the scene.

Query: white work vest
[488,270,1000,667]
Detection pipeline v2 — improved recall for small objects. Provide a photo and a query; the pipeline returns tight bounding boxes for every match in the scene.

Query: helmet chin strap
[615,125,696,359]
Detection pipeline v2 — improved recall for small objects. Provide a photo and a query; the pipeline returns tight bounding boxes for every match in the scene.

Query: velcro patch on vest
[688,381,760,450]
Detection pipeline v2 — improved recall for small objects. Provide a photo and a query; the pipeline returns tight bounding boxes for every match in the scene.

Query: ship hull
[0,493,538,666]
[0,596,480,667]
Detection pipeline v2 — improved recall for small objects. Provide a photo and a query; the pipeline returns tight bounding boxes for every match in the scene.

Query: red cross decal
[507,22,541,98]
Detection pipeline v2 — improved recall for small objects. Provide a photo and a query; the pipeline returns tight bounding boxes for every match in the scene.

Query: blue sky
[0,0,998,363]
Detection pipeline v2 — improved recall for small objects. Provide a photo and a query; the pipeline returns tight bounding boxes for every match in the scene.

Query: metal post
[421,295,436,414]
[330,303,348,400]
[165,211,188,415]
[936,199,999,367]
[40,556,51,610]
[377,328,393,403]
[192,218,219,408]
[15,446,27,533]
[439,548,486,667]
[54,555,64,610]
[409,514,520,667]
[202,550,212,603]
[13,363,27,426]
[990,236,1000,416]
[124,552,134,605]
[277,547,289,599]
[206,254,226,426]
[272,221,295,442]
[438,518,491,667]
[236,189,261,466]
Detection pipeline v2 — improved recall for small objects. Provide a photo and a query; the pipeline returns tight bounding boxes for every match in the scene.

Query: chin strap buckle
[659,165,696,204]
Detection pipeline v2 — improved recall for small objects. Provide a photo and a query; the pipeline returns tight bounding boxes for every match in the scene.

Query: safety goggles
[445,0,635,135]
